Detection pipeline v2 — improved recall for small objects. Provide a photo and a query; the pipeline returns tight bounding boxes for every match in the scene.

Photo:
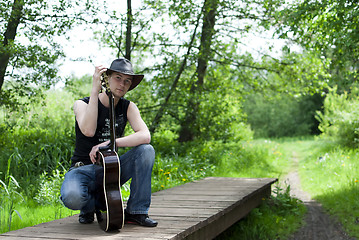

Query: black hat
[106,58,144,91]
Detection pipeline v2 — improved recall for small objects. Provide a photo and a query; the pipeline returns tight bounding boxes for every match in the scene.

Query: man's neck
[99,92,120,108]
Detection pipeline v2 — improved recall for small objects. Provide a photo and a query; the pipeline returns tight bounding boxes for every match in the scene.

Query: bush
[34,170,65,205]
[316,86,359,148]
[0,90,74,197]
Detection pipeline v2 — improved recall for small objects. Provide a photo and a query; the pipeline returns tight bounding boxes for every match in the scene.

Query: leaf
[13,209,22,220]
[9,175,20,188]
[0,179,10,196]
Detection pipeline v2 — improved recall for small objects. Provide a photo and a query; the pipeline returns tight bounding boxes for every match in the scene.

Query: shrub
[34,170,65,205]
[316,86,359,148]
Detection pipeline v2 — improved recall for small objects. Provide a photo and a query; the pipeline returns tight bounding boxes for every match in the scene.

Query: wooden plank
[177,181,273,239]
[0,177,277,240]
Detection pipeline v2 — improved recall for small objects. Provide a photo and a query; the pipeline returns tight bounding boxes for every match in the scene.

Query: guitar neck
[108,92,117,152]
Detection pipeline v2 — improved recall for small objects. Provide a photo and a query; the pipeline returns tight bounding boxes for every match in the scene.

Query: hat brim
[107,69,144,91]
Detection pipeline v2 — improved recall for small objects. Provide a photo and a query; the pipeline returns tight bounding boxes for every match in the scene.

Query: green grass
[0,198,78,233]
[259,137,359,238]
[216,184,306,240]
[295,139,359,238]
[213,139,293,179]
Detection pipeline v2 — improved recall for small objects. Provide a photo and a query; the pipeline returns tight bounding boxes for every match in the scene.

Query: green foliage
[215,185,306,240]
[0,175,24,233]
[0,0,103,109]
[34,170,65,206]
[244,92,323,138]
[152,154,214,191]
[64,75,93,101]
[213,139,291,178]
[316,86,359,148]
[262,52,330,95]
[0,90,74,195]
[274,0,358,92]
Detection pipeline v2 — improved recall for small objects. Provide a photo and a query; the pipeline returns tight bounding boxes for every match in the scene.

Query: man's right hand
[92,65,108,94]
[89,140,110,163]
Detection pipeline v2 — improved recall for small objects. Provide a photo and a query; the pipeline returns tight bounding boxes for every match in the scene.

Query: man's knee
[140,144,155,155]
[137,144,155,165]
[61,182,86,210]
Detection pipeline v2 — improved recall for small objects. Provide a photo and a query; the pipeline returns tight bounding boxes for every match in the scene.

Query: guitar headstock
[101,73,111,95]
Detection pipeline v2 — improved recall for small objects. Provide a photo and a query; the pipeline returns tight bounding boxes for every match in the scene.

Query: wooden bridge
[0,177,277,240]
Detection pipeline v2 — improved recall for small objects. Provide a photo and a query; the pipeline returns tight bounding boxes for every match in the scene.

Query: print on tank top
[98,113,126,143]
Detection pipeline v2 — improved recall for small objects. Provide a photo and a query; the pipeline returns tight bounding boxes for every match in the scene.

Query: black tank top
[70,97,130,166]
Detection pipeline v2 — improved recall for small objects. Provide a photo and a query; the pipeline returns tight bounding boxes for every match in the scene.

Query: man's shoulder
[119,97,131,108]
[80,96,90,103]
[74,96,90,103]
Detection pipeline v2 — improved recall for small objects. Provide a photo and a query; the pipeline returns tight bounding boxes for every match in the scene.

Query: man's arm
[116,101,151,147]
[89,101,150,163]
[74,65,107,137]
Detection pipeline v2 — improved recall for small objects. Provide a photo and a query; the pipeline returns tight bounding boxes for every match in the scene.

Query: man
[60,58,157,227]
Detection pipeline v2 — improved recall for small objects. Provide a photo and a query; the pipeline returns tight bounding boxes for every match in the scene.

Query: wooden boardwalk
[1,177,277,240]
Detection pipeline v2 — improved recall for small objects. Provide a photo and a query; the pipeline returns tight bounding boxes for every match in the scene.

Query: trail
[282,152,356,240]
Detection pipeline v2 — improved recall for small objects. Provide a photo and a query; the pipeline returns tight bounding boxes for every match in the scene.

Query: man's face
[109,72,133,98]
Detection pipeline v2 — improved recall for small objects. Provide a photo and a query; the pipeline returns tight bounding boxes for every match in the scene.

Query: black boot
[125,211,158,227]
[95,210,104,223]
[79,211,94,224]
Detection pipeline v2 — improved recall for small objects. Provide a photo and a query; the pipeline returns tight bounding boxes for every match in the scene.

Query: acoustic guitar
[96,73,124,231]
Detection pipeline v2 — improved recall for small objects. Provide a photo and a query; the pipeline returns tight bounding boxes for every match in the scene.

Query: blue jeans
[60,144,155,215]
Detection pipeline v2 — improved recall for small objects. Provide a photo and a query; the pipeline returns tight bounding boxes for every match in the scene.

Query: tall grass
[0,89,76,233]
[0,176,24,233]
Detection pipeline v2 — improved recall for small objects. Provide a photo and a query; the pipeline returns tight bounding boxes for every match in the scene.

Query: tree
[97,0,328,142]
[274,0,359,91]
[0,0,95,109]
[145,0,287,142]
[149,12,202,134]
[125,0,133,60]
[178,0,219,142]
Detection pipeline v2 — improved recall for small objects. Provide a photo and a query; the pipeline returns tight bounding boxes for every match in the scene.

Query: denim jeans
[60,144,155,215]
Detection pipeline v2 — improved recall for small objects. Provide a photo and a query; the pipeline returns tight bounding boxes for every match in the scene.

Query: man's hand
[89,140,110,163]
[92,65,107,94]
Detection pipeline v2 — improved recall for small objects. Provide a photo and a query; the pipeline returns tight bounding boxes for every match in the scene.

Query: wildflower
[182,179,186,181]
[167,177,169,180]
[160,169,163,172]
[161,185,164,188]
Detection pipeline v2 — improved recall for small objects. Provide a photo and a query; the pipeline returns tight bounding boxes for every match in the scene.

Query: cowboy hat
[106,58,144,91]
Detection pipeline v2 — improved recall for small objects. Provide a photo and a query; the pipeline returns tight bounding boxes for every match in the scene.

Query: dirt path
[282,152,356,240]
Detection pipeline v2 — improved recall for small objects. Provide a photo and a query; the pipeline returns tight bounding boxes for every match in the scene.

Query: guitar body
[97,150,124,231]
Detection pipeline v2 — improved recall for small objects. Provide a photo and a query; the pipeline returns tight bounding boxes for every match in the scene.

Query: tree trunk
[0,0,24,93]
[125,0,132,60]
[149,13,202,134]
[178,0,218,142]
